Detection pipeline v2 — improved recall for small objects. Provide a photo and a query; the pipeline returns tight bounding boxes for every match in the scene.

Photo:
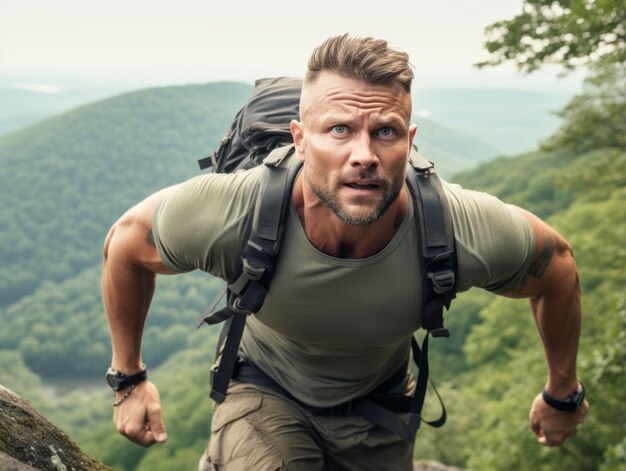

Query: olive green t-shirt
[153,163,534,407]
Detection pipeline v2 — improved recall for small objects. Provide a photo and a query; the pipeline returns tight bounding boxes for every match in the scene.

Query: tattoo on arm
[146,229,155,247]
[527,235,554,279]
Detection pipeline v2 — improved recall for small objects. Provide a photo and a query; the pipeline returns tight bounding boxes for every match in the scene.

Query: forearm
[508,207,583,396]
[506,207,587,446]
[530,255,581,396]
[103,244,156,372]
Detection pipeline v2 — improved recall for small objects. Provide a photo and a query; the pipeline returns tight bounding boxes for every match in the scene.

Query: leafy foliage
[543,62,626,154]
[457,7,626,466]
[477,0,626,159]
[477,0,626,72]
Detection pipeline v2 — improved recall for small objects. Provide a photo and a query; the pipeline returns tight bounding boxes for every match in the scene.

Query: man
[102,35,588,470]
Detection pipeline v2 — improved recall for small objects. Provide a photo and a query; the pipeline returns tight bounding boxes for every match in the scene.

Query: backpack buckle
[229,257,266,295]
[242,257,265,281]
[427,270,455,294]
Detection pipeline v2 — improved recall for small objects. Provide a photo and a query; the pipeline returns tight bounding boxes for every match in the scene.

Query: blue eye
[331,125,348,134]
[377,127,397,138]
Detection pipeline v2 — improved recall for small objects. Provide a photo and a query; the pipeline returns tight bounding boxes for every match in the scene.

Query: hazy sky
[0,0,583,91]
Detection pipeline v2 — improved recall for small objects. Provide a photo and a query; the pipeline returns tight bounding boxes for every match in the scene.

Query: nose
[348,133,378,168]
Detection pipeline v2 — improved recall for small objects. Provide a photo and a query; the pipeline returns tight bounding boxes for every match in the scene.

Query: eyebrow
[316,112,406,130]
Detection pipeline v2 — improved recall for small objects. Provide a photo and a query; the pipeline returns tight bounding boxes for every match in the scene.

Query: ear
[409,124,417,146]
[290,119,306,161]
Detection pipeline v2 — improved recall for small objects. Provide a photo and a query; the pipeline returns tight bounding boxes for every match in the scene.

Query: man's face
[291,72,416,227]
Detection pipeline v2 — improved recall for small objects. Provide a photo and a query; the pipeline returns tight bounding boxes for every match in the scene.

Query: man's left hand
[529,393,589,446]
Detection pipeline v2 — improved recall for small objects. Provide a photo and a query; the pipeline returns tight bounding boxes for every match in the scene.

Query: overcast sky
[0,0,583,91]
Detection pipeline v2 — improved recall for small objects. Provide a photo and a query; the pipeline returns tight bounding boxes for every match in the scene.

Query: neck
[292,173,408,259]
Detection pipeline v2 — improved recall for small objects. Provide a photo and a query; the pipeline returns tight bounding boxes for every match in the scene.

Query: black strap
[209,313,245,403]
[205,153,302,403]
[351,333,445,442]
[411,334,446,428]
[406,151,456,337]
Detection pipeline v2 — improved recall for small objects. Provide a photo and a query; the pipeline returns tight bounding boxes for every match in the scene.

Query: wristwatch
[106,365,147,391]
[542,382,585,413]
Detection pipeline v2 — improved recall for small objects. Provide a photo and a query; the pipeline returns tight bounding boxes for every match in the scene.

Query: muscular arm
[102,187,178,446]
[504,207,588,445]
[103,187,177,371]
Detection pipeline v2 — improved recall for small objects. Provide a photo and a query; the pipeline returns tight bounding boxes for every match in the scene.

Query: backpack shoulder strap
[406,149,457,337]
[197,145,301,403]
[396,149,456,432]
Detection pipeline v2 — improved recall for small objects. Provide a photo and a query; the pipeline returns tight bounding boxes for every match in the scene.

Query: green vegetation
[0,267,222,377]
[476,0,625,72]
[0,82,249,308]
[413,2,626,468]
[1,5,624,466]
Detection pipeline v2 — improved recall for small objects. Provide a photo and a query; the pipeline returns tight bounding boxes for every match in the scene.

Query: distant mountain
[412,118,500,175]
[0,81,497,308]
[0,85,129,136]
[413,87,571,155]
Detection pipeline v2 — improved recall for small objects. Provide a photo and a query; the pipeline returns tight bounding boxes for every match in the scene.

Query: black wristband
[106,365,147,392]
[542,382,585,413]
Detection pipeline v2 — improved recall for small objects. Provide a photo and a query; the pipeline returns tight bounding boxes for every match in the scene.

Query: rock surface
[0,385,113,471]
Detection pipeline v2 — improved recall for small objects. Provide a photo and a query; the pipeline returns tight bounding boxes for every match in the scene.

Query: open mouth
[345,182,379,190]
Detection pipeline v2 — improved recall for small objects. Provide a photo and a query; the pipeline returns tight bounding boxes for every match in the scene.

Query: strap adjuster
[242,257,265,281]
[229,296,253,315]
[427,270,455,294]
[229,257,266,295]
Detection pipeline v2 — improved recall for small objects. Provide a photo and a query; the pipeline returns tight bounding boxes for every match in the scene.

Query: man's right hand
[113,380,168,447]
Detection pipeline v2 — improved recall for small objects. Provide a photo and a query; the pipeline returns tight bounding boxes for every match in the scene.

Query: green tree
[477,0,626,155]
[543,62,626,153]
[476,0,625,72]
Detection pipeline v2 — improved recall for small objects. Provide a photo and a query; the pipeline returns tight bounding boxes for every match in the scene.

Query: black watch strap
[106,365,148,391]
[542,382,585,413]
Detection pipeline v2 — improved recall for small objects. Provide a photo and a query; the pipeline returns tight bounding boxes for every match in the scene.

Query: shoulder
[152,166,264,274]
[440,180,530,235]
[439,180,536,293]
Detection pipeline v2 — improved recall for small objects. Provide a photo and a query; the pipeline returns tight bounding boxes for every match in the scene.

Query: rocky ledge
[0,385,113,471]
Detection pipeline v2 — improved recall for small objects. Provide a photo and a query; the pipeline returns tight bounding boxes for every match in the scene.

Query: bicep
[104,187,179,276]
[502,207,577,299]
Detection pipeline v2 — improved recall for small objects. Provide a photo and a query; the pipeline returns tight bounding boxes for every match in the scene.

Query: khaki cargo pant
[198,381,414,471]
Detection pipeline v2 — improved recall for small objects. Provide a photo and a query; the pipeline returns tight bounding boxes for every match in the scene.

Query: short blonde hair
[306,34,414,92]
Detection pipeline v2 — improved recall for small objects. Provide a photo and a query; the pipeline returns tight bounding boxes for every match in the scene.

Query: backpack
[197,77,302,173]
[196,77,457,443]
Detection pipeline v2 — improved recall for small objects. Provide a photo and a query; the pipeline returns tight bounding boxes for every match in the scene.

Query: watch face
[106,369,124,391]
[106,375,119,390]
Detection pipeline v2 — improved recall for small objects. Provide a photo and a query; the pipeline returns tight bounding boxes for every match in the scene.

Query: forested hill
[0,82,247,308]
[0,81,499,310]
